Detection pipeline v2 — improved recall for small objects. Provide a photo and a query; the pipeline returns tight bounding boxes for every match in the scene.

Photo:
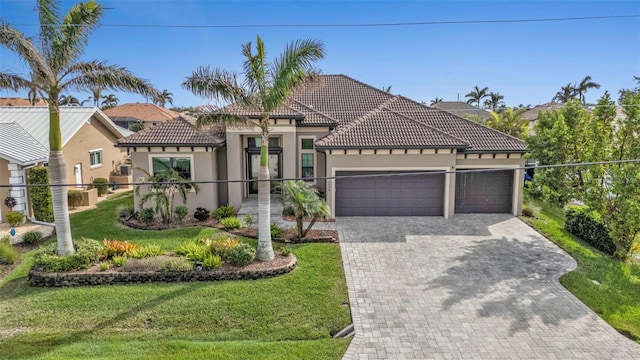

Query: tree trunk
[256,139,274,261]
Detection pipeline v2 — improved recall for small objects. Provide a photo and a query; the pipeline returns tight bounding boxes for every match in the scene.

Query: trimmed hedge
[93,178,109,196]
[28,167,54,222]
[565,207,615,255]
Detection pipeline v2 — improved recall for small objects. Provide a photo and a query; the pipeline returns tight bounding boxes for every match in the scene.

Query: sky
[0,0,638,108]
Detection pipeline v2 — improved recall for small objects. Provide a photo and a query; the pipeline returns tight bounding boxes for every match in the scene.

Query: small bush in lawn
[138,208,155,225]
[221,217,242,229]
[22,231,43,245]
[193,207,210,222]
[521,207,534,217]
[127,244,163,259]
[280,245,292,257]
[112,256,127,267]
[227,243,256,267]
[174,206,189,223]
[164,257,193,272]
[212,238,239,259]
[0,242,19,265]
[243,213,254,227]
[99,261,110,271]
[102,239,140,259]
[93,177,109,196]
[6,211,24,227]
[565,207,616,256]
[202,254,222,269]
[0,235,10,245]
[270,223,283,238]
[67,190,83,209]
[213,204,236,220]
[33,238,101,272]
[116,205,135,219]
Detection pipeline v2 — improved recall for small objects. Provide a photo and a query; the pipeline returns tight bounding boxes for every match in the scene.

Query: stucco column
[8,163,28,217]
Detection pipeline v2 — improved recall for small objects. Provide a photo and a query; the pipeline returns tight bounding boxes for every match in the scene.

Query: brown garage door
[335,171,445,216]
[455,170,513,213]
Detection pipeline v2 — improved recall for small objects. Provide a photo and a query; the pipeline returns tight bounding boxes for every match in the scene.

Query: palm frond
[266,38,325,112]
[37,0,60,62]
[0,22,54,84]
[0,72,33,92]
[195,112,251,130]
[61,60,158,99]
[241,37,267,94]
[51,0,103,71]
[182,66,247,105]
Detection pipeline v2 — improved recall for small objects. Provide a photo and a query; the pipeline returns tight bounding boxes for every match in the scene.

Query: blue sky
[0,0,638,108]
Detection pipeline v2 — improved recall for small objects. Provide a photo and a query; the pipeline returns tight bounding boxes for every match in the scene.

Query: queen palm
[182,35,325,261]
[429,97,443,106]
[552,83,577,103]
[0,0,157,255]
[484,92,504,112]
[90,86,102,107]
[576,75,600,105]
[101,93,119,109]
[154,89,173,108]
[465,85,489,108]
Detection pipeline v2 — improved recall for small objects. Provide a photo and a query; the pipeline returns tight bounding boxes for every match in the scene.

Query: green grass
[523,200,640,342]
[0,192,352,359]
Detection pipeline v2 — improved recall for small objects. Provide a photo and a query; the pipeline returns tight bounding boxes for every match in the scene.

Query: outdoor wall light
[195,261,203,271]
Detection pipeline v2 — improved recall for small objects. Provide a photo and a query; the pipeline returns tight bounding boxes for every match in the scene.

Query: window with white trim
[300,137,315,181]
[151,155,193,180]
[89,149,103,168]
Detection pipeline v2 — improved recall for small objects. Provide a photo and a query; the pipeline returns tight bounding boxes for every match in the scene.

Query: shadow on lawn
[0,282,207,358]
[425,235,588,336]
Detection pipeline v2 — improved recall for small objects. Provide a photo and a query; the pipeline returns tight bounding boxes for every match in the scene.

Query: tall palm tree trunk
[49,106,74,255]
[257,128,274,261]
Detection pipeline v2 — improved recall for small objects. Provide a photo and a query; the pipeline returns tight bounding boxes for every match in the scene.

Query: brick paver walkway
[338,215,639,359]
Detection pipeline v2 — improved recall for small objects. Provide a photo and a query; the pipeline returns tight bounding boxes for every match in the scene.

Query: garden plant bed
[29,253,296,287]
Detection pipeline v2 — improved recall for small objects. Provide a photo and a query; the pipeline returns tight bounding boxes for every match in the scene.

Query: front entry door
[74,163,83,188]
[247,152,281,194]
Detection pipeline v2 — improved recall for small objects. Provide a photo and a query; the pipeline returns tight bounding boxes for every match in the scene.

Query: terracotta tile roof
[0,97,48,106]
[103,103,179,123]
[116,116,224,147]
[214,103,304,119]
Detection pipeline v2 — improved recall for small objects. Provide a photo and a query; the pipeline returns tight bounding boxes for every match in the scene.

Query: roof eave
[116,142,225,148]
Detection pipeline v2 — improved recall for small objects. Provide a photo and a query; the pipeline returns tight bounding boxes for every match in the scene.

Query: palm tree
[27,73,43,105]
[552,83,577,103]
[135,168,199,224]
[429,97,443,106]
[0,0,157,255]
[576,75,600,105]
[90,86,102,107]
[381,85,392,93]
[101,93,119,109]
[281,180,330,238]
[484,92,504,112]
[486,108,528,138]
[154,89,173,107]
[182,35,325,261]
[465,86,489,108]
[59,95,80,106]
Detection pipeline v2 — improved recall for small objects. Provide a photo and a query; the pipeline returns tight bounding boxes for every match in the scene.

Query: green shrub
[22,231,43,245]
[116,205,135,219]
[227,243,256,267]
[565,207,616,255]
[112,256,127,267]
[33,238,102,272]
[6,211,24,227]
[243,214,254,227]
[270,223,283,238]
[100,261,110,271]
[127,244,164,259]
[280,245,292,257]
[521,207,534,217]
[176,241,210,262]
[193,207,210,221]
[28,167,53,222]
[67,190,83,209]
[174,206,189,223]
[213,204,236,220]
[164,257,193,272]
[221,217,242,229]
[211,238,240,259]
[138,208,155,225]
[0,242,19,265]
[202,254,222,270]
[93,177,110,196]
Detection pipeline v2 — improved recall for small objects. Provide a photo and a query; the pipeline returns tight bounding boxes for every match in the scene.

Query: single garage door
[455,170,513,213]
[335,171,444,216]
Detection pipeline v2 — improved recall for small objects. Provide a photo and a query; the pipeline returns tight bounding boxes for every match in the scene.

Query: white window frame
[89,148,103,169]
[299,137,316,183]
[148,154,195,181]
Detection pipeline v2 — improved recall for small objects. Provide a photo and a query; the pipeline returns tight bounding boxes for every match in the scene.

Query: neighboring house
[0,107,132,223]
[118,75,527,218]
[431,101,492,121]
[0,97,48,106]
[521,102,565,135]
[104,103,180,130]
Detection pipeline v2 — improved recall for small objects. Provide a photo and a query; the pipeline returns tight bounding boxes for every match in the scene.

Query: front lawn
[0,192,352,359]
[522,201,640,342]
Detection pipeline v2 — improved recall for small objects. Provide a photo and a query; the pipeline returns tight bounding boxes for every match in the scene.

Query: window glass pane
[269,138,280,147]
[152,157,191,180]
[90,151,102,166]
[174,157,191,180]
[301,138,314,150]
[248,137,280,148]
[152,157,171,176]
[301,153,314,167]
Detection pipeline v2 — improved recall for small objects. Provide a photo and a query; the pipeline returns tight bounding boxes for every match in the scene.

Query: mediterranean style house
[118,75,526,218]
[0,107,132,223]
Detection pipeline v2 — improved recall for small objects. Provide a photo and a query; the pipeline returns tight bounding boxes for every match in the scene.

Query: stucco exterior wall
[296,128,330,194]
[62,117,127,189]
[0,158,9,222]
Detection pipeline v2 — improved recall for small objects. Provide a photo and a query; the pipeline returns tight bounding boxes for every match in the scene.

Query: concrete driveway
[338,214,639,359]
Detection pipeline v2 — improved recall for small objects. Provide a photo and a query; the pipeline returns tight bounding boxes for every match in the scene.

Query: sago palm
[182,35,325,261]
[0,0,157,255]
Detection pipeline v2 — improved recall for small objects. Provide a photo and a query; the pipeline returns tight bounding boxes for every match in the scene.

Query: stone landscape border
[28,255,297,287]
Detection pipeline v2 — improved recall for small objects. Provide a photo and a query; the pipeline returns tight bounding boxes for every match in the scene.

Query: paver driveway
[338,214,639,359]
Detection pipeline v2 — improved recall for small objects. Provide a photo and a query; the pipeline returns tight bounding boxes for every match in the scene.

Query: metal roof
[0,122,49,164]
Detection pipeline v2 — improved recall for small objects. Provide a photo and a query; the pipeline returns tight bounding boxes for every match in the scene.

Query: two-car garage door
[335,171,444,216]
